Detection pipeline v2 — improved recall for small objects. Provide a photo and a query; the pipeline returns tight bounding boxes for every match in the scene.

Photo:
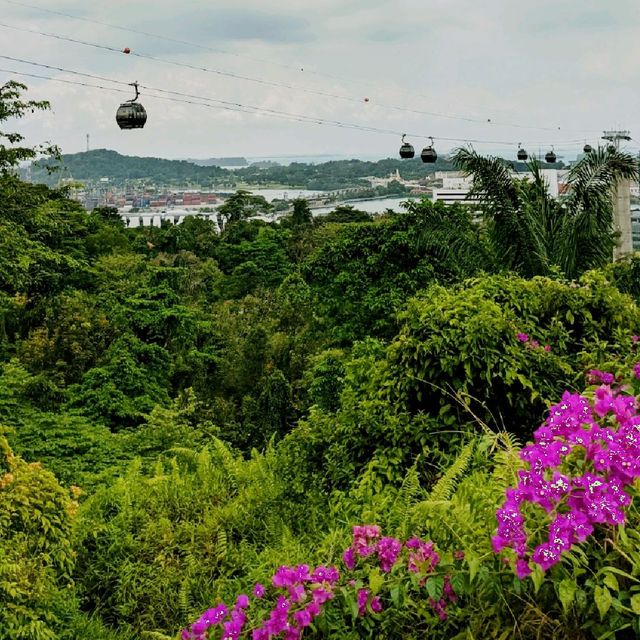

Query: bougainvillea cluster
[183,353,640,637]
[183,528,458,639]
[515,331,551,352]
[493,365,640,578]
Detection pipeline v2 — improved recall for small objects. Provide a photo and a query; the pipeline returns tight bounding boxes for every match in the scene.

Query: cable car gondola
[544,147,556,164]
[583,143,593,154]
[517,144,528,161]
[116,82,147,130]
[399,134,415,159]
[420,137,437,163]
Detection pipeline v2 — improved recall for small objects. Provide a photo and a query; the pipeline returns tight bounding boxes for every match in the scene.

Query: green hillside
[30,148,460,190]
[31,148,229,186]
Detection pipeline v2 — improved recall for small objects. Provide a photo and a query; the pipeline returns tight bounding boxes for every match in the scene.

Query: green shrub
[387,274,640,435]
[0,436,76,639]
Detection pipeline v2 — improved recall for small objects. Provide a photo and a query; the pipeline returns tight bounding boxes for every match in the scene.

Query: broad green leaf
[603,573,619,593]
[594,585,612,619]
[467,556,480,583]
[531,565,545,594]
[425,576,444,600]
[558,578,576,612]
[630,594,640,615]
[390,585,402,607]
[368,568,385,596]
[598,566,639,583]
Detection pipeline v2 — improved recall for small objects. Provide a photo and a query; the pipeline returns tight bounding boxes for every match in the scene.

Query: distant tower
[86,133,90,152]
[602,130,632,258]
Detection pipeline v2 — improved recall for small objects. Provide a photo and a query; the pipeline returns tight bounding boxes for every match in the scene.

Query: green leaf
[342,588,359,620]
[598,566,639,583]
[594,585,612,619]
[368,568,385,596]
[467,556,480,583]
[558,578,576,613]
[451,573,466,595]
[630,594,640,615]
[531,565,545,594]
[390,585,402,607]
[425,576,444,600]
[603,573,619,593]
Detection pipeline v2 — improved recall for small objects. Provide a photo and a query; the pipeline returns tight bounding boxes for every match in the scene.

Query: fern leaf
[428,440,475,502]
[178,579,190,622]
[389,464,424,538]
[216,527,227,563]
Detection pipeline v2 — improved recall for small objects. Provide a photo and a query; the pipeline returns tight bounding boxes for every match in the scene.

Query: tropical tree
[290,197,312,226]
[453,146,639,278]
[0,80,59,173]
[217,190,272,229]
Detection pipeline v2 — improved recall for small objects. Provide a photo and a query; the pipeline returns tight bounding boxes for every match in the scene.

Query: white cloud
[1,0,638,159]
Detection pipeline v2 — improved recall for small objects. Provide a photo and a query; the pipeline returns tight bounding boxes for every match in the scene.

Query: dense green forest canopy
[4,81,640,640]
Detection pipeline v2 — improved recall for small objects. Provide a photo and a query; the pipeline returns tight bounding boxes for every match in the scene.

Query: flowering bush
[516,331,551,352]
[493,364,640,578]
[182,526,463,639]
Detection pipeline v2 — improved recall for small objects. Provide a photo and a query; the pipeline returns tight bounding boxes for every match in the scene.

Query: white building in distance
[433,169,570,204]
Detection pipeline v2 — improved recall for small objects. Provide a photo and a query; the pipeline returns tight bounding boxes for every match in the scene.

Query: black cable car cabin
[420,137,437,163]
[116,82,147,130]
[399,134,415,159]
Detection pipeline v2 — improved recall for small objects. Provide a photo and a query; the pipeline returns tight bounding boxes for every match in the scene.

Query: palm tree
[452,146,639,278]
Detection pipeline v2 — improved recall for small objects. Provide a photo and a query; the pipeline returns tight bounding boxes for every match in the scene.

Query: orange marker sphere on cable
[123,47,131,54]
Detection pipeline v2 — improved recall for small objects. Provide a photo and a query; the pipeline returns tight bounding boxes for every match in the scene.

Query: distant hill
[186,157,248,167]
[28,149,459,190]
[31,149,229,186]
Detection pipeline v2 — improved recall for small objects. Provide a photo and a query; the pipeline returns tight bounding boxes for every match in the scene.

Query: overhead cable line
[0,56,413,134]
[0,58,593,147]
[0,0,409,94]
[0,67,346,123]
[0,0,593,125]
[0,0,312,75]
[0,19,598,135]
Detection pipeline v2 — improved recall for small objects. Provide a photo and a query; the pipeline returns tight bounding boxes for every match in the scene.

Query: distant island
[186,156,249,167]
[28,148,460,191]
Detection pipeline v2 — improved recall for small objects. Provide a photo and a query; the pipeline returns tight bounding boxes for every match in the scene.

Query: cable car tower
[602,130,633,258]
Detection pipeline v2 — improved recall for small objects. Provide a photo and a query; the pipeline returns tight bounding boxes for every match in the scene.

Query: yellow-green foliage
[0,436,76,639]
[74,440,333,635]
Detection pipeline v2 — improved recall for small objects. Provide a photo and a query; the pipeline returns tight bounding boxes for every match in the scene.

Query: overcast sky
[1,0,639,160]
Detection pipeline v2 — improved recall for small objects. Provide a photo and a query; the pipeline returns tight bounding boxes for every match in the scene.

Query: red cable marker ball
[364,97,369,102]
[123,47,131,54]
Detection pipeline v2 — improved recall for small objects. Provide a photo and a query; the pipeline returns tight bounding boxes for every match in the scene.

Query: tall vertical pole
[602,130,632,259]
[86,133,90,152]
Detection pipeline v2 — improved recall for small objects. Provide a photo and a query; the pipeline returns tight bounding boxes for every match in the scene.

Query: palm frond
[452,147,520,211]
[453,147,546,275]
[561,147,639,277]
